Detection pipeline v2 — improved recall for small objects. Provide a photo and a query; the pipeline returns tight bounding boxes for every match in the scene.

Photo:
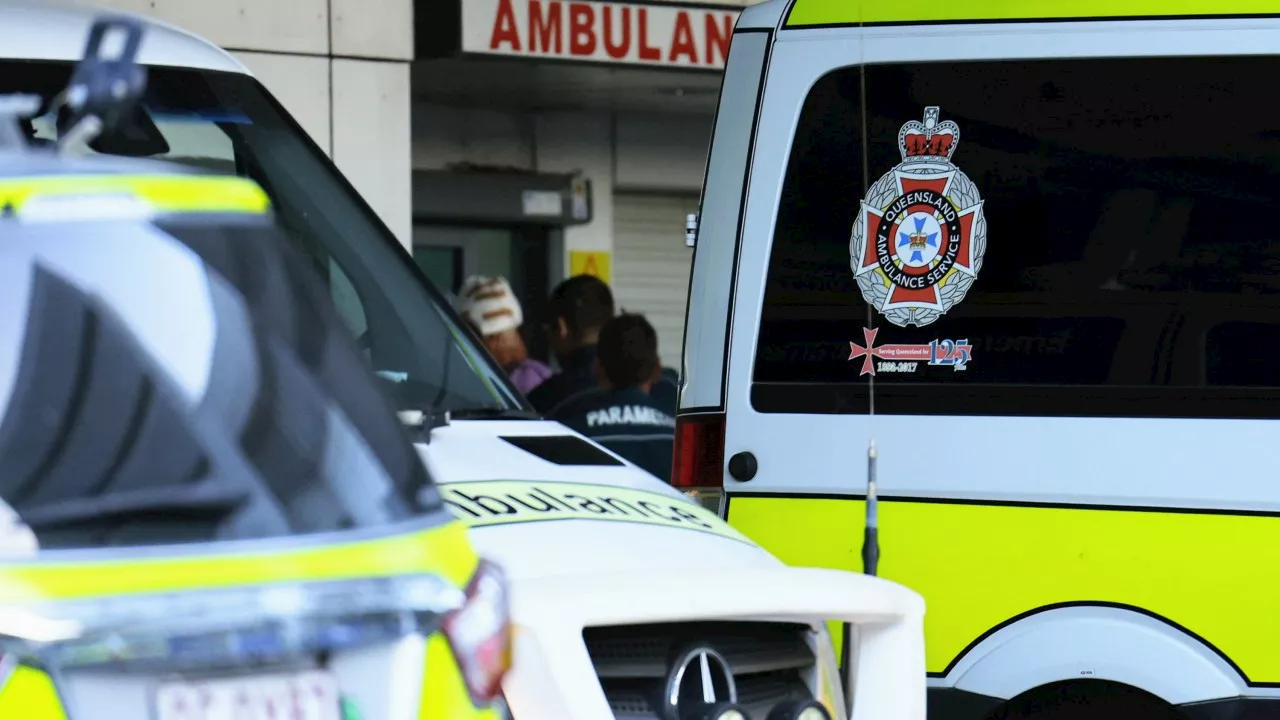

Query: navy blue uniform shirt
[549,386,676,482]
[529,344,679,416]
[652,367,678,412]
[527,346,597,414]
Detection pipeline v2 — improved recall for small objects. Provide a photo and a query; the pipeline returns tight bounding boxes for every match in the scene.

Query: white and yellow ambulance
[0,2,928,719]
[678,1,1280,718]
[0,14,513,719]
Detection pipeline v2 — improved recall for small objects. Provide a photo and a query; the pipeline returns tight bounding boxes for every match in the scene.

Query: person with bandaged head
[548,313,675,483]
[456,275,553,395]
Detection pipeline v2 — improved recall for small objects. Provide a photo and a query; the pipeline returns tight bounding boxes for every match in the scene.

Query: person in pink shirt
[456,275,552,396]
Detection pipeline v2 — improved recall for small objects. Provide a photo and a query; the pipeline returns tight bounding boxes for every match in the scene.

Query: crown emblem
[908,230,929,250]
[898,106,959,164]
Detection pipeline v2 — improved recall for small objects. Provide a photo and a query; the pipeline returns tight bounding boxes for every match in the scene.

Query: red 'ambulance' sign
[462,0,742,69]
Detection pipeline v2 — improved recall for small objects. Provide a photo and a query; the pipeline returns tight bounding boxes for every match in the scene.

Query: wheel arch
[933,602,1245,706]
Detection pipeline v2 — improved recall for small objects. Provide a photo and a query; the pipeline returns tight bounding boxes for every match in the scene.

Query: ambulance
[0,13,510,720]
[679,0,1280,718]
[0,2,928,719]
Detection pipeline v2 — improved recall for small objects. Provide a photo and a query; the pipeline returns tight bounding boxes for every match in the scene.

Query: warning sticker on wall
[570,250,612,284]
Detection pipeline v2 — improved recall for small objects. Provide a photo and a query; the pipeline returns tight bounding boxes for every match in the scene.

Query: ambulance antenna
[841,58,879,704]
[856,51,879,582]
[863,437,879,576]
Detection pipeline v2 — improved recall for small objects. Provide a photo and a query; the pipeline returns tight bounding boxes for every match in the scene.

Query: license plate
[154,669,343,720]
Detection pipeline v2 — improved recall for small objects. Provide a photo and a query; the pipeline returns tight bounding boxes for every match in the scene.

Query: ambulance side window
[753,57,1280,420]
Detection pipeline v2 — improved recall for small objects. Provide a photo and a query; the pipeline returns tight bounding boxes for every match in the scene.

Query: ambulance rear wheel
[986,680,1187,720]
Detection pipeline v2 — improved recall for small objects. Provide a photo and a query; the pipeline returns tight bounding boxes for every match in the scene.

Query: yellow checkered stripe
[0,520,490,719]
[0,174,271,216]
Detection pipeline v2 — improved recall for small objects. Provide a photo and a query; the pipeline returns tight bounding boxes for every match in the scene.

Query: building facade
[414,0,762,367]
[103,0,761,371]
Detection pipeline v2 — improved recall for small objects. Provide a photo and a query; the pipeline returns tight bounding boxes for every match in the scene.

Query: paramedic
[530,274,679,415]
[528,274,617,413]
[457,275,552,395]
[548,313,675,482]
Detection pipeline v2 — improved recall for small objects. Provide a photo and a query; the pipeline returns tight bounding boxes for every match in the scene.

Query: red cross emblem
[848,327,933,376]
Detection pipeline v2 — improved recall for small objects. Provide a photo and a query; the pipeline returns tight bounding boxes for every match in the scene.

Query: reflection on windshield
[10,59,524,415]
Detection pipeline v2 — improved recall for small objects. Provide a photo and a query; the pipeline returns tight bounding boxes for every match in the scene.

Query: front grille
[583,621,816,720]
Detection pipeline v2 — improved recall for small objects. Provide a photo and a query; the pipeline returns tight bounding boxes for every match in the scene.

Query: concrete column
[97,0,415,250]
[332,59,412,247]
[329,0,413,249]
[231,53,331,153]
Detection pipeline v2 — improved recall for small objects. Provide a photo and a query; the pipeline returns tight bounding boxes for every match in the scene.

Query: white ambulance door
[717,33,876,504]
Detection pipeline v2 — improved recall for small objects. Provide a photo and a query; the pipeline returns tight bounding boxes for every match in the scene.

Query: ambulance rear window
[753,56,1280,419]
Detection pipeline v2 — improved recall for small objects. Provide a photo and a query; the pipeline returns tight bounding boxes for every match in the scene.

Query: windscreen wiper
[447,406,540,421]
[397,405,539,445]
[397,406,452,444]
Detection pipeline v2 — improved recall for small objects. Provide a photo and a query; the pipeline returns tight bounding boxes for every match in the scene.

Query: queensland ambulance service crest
[850,106,987,328]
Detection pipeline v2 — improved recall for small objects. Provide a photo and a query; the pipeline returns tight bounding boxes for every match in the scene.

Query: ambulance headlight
[767,699,832,720]
[0,574,466,672]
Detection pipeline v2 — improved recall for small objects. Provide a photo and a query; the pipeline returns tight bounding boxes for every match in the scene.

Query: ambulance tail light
[442,559,512,707]
[672,412,726,515]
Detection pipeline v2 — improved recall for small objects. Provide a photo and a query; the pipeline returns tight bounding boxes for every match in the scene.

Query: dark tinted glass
[1,220,441,549]
[3,59,523,416]
[755,56,1280,419]
[0,59,508,545]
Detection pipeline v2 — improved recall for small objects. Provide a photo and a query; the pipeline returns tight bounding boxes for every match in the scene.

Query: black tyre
[987,681,1187,720]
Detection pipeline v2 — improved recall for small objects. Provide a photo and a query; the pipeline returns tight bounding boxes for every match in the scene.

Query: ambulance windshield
[4,59,525,418]
[756,55,1280,421]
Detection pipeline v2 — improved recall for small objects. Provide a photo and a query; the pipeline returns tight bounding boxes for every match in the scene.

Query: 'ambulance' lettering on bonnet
[439,480,753,544]
[463,0,740,69]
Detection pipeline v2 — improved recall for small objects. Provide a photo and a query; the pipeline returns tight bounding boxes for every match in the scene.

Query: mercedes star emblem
[664,645,737,720]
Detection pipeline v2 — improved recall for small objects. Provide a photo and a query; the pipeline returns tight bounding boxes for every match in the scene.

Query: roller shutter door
[612,193,700,371]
